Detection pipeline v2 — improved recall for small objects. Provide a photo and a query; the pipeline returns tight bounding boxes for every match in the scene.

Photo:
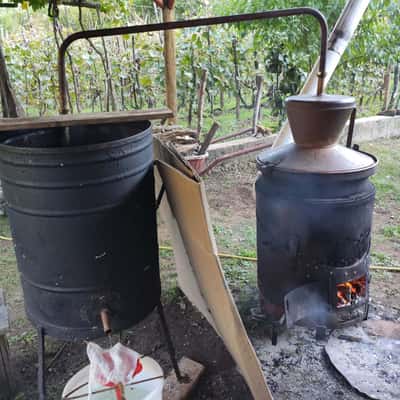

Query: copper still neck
[286,94,356,149]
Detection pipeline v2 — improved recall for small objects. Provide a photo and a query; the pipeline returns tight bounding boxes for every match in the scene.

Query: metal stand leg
[316,325,327,341]
[157,302,184,382]
[271,322,279,346]
[38,327,46,400]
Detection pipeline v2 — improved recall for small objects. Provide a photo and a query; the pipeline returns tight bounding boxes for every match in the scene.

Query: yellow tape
[0,235,12,241]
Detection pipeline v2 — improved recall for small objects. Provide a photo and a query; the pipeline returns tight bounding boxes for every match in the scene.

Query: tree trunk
[232,38,249,109]
[97,9,117,112]
[235,93,240,121]
[0,40,24,118]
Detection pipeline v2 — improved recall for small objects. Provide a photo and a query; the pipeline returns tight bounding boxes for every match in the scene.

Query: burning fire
[336,276,367,308]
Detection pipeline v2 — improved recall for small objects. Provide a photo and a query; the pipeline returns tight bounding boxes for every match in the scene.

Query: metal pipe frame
[58,7,328,114]
[199,140,273,176]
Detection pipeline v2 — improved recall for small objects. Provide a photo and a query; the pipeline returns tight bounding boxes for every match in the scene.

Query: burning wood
[336,276,367,308]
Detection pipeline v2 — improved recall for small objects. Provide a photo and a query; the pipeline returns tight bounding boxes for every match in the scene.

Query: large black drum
[0,122,160,340]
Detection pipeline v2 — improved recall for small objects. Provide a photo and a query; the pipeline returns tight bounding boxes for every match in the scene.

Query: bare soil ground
[0,138,399,399]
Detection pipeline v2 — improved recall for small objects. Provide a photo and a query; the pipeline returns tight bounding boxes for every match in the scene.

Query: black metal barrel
[256,169,376,313]
[0,121,160,340]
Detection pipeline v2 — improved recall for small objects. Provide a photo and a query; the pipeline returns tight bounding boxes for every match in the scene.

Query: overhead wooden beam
[0,108,173,132]
[0,3,18,8]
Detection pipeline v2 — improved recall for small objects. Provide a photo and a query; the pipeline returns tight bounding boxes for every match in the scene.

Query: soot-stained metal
[256,94,378,343]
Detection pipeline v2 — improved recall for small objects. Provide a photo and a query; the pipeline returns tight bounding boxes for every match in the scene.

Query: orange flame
[336,276,366,308]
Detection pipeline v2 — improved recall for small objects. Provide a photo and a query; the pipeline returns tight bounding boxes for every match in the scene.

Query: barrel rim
[0,120,152,155]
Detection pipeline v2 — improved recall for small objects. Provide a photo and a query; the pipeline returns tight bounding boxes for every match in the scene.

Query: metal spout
[286,94,356,148]
[100,308,112,336]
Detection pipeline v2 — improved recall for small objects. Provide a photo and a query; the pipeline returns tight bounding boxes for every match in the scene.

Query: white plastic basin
[62,356,164,400]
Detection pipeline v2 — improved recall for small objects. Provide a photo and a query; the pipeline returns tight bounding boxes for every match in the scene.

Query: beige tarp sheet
[154,139,272,400]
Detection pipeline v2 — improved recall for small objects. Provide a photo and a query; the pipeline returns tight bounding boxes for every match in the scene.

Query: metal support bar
[346,108,357,148]
[58,7,328,114]
[156,302,184,382]
[37,328,46,400]
[155,184,166,211]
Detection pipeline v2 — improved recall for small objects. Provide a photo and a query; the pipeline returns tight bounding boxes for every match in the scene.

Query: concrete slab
[163,357,205,400]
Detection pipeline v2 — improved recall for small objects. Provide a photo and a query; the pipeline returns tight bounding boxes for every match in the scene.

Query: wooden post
[0,289,13,399]
[162,3,177,124]
[232,38,241,121]
[382,65,392,111]
[198,121,220,155]
[252,74,264,136]
[197,69,208,137]
[389,63,399,110]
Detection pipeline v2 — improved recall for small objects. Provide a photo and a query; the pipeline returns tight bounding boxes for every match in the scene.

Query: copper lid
[286,94,356,148]
[258,93,378,174]
[257,143,377,174]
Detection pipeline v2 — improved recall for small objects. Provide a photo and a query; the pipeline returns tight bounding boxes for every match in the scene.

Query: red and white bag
[87,342,143,399]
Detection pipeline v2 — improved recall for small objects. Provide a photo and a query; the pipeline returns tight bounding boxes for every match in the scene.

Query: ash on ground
[237,286,400,400]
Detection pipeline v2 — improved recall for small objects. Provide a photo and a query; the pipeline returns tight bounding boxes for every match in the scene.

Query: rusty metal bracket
[58,8,328,115]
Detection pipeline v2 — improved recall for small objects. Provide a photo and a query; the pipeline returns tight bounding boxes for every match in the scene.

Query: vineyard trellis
[0,0,399,135]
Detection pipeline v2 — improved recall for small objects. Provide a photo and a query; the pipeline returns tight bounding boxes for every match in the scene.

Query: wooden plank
[0,289,8,335]
[0,289,12,400]
[163,357,205,400]
[156,158,274,400]
[0,335,13,400]
[0,108,173,132]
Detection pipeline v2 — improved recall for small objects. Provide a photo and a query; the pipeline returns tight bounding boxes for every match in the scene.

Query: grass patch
[0,216,12,238]
[213,223,257,289]
[371,251,397,267]
[221,258,257,289]
[9,328,37,346]
[0,238,19,297]
[382,225,400,239]
[365,139,400,203]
